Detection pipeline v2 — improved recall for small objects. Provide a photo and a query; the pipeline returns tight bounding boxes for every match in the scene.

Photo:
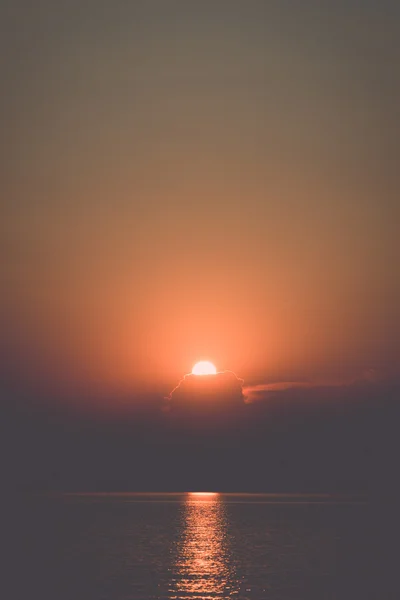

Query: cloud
[166,370,245,412]
[242,380,336,403]
[243,368,387,404]
[164,367,390,424]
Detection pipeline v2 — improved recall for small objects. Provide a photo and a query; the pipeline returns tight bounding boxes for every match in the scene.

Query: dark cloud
[166,370,244,414]
[2,370,398,494]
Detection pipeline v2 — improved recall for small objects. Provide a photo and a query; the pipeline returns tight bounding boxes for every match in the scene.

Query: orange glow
[192,361,217,376]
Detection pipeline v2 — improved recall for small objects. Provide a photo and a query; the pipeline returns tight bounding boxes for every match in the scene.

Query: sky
[0,2,399,491]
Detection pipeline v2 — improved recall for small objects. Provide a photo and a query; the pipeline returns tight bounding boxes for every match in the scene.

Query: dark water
[6,493,380,599]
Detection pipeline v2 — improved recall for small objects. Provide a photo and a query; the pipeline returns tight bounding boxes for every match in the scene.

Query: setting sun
[192,361,217,376]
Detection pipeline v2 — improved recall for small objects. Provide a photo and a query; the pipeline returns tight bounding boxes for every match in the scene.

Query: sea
[6,493,385,600]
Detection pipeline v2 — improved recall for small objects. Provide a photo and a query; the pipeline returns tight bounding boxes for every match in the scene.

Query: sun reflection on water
[169,492,240,599]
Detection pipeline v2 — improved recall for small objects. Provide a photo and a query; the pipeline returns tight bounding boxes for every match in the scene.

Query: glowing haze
[0,1,399,410]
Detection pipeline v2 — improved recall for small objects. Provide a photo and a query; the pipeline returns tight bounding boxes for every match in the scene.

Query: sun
[192,361,217,376]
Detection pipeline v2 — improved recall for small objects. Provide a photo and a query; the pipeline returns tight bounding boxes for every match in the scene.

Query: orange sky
[1,2,399,407]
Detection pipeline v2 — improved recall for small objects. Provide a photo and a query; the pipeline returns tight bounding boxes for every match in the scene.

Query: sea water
[8,493,375,599]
